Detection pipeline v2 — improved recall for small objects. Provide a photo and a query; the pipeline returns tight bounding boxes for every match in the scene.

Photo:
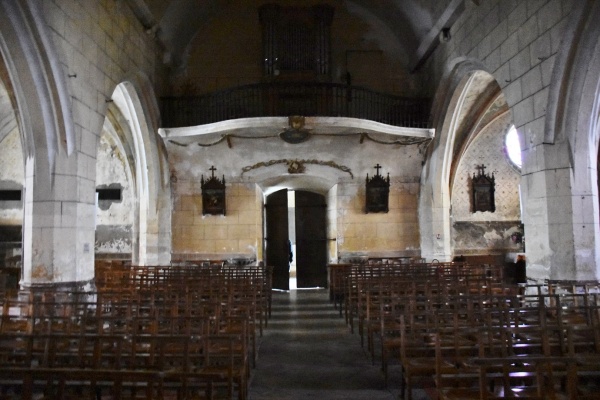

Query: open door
[295,191,327,288]
[265,189,290,290]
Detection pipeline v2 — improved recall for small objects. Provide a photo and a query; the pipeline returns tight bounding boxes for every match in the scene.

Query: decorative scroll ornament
[365,163,390,213]
[241,159,353,178]
[201,166,226,215]
[471,164,495,213]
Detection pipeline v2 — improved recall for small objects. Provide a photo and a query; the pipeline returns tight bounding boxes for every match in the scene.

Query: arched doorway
[265,189,327,290]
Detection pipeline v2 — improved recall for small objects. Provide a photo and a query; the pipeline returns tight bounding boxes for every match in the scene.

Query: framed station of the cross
[471,164,495,213]
[365,163,390,213]
[201,166,226,216]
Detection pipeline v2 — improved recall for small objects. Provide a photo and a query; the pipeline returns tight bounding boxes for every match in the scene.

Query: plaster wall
[167,130,424,262]
[451,114,522,255]
[0,129,24,224]
[0,128,24,272]
[94,133,133,255]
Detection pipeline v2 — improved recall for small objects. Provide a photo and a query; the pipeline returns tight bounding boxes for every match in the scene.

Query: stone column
[0,1,95,290]
[418,183,452,262]
[520,1,600,282]
[22,154,96,289]
[520,153,575,280]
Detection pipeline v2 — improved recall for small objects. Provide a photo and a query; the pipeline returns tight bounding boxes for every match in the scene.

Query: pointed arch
[106,76,171,265]
[419,57,495,261]
[0,1,74,171]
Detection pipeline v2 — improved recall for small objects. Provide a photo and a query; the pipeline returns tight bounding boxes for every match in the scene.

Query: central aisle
[248,289,430,400]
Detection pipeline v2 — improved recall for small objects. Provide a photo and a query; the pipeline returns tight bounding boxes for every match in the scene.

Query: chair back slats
[0,263,273,400]
[327,260,599,400]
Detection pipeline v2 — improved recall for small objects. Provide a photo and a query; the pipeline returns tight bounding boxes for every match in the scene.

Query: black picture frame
[201,167,226,216]
[471,165,495,213]
[365,164,390,213]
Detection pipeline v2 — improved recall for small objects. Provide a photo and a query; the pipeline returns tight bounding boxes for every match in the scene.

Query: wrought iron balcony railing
[160,82,430,128]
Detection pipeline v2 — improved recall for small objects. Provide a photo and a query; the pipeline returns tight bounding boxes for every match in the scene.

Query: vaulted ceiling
[125,0,465,71]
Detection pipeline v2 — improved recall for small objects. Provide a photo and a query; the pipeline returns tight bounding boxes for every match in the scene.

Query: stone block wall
[171,181,262,262]
[44,0,161,145]
[336,179,421,259]
[430,0,572,135]
[327,185,338,262]
[10,0,166,282]
[171,176,421,263]
[425,0,578,278]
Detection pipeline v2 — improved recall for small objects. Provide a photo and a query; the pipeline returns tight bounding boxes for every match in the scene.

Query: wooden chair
[566,322,600,399]
[435,329,576,400]
[198,333,249,400]
[327,263,352,316]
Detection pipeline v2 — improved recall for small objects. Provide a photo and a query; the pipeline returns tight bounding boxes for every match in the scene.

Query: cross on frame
[374,163,382,176]
[366,163,389,213]
[476,164,486,176]
[201,165,226,216]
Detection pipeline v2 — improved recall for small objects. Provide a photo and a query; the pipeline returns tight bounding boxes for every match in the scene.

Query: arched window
[505,125,522,169]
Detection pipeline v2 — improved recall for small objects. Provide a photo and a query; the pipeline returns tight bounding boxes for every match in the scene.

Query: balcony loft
[160,82,431,129]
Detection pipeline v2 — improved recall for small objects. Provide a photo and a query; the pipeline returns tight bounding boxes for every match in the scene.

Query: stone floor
[248,289,433,400]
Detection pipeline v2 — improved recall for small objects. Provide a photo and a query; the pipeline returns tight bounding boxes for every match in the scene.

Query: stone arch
[105,77,171,266]
[0,2,74,167]
[419,58,493,261]
[450,109,522,260]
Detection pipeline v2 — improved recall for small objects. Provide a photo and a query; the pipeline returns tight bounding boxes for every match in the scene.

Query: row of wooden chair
[399,292,600,399]
[431,307,600,399]
[0,331,241,399]
[329,261,503,310]
[344,262,506,337]
[327,262,506,387]
[97,262,273,321]
[0,263,273,400]
[328,261,600,399]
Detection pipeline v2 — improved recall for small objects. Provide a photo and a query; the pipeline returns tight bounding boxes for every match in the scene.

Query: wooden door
[295,191,327,288]
[265,189,290,290]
